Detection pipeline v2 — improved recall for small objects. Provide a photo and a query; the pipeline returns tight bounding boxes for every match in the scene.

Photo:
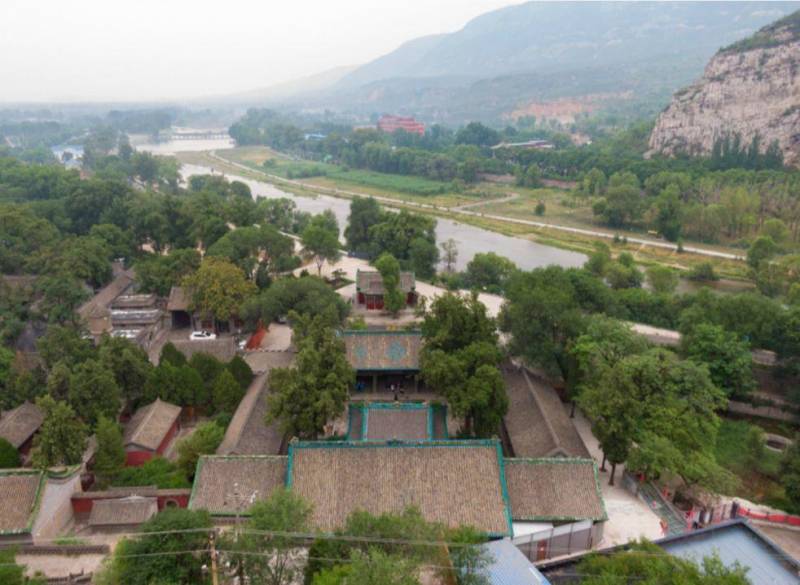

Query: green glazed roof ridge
[495,440,514,537]
[290,438,501,450]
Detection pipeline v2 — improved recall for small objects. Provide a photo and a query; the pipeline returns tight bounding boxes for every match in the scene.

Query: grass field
[715,419,792,511]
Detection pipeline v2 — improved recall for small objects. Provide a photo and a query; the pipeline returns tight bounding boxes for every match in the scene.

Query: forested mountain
[288,1,798,124]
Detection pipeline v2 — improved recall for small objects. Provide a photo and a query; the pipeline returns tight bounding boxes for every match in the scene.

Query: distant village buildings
[377,114,426,136]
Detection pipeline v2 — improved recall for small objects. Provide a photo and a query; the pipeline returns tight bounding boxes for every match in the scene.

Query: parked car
[190,330,217,340]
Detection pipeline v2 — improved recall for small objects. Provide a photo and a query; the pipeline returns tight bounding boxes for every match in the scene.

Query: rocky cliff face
[649,12,800,166]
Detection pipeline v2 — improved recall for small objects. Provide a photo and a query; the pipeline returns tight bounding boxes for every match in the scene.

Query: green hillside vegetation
[722,9,800,53]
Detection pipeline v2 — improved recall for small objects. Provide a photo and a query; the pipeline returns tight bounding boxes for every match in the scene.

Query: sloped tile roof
[190,455,288,515]
[217,352,295,456]
[0,470,44,534]
[505,458,606,522]
[88,496,158,526]
[350,403,431,441]
[502,366,589,459]
[356,270,415,295]
[167,286,190,312]
[123,399,182,452]
[172,338,237,362]
[0,401,44,449]
[288,440,512,535]
[342,330,422,371]
[78,269,135,320]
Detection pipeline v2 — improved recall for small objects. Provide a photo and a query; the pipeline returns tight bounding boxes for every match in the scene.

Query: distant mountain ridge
[299,1,799,124]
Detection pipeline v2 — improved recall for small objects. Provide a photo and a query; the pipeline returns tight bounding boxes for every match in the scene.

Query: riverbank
[175,148,751,280]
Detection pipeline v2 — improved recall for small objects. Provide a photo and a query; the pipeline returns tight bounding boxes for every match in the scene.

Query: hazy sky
[0,0,523,103]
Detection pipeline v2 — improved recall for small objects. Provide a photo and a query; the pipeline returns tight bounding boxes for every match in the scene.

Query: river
[138,136,749,291]
[179,164,586,272]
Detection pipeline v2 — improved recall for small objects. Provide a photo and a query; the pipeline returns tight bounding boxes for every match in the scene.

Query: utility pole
[224,482,259,584]
[209,530,220,585]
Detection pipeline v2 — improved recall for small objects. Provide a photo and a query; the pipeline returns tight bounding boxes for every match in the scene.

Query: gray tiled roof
[78,269,135,320]
[0,401,44,449]
[167,286,190,312]
[288,440,511,535]
[124,399,181,452]
[88,496,158,526]
[0,470,43,534]
[190,455,288,515]
[502,366,590,459]
[218,352,295,456]
[505,458,606,522]
[172,338,237,362]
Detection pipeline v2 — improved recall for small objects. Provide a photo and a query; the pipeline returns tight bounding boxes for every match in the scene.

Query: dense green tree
[0,204,60,274]
[94,416,126,487]
[98,335,152,404]
[111,456,189,489]
[606,253,643,290]
[89,223,136,260]
[375,253,405,316]
[241,275,349,326]
[313,550,421,585]
[143,361,204,407]
[98,508,212,585]
[134,248,201,297]
[646,265,678,294]
[267,315,354,439]
[160,342,187,367]
[747,236,777,270]
[207,225,296,278]
[68,359,121,427]
[176,421,224,480]
[188,353,224,401]
[302,214,341,275]
[569,315,649,419]
[781,441,800,510]
[577,540,749,584]
[367,211,438,278]
[420,293,505,436]
[345,196,384,253]
[31,395,87,468]
[592,171,644,227]
[501,266,585,382]
[687,262,719,282]
[652,184,684,241]
[455,122,500,148]
[227,489,313,585]
[211,369,244,415]
[182,256,257,322]
[36,325,93,370]
[0,437,21,468]
[0,549,45,585]
[36,274,87,324]
[0,346,14,394]
[583,242,612,277]
[680,323,755,398]
[227,355,254,390]
[464,252,517,293]
[579,348,729,489]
